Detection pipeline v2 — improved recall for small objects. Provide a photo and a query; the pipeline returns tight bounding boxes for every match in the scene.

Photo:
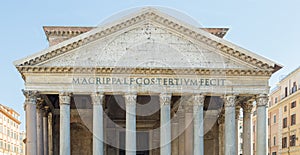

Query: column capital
[36,98,44,110]
[235,106,241,119]
[224,95,237,107]
[218,109,225,124]
[192,94,205,106]
[91,92,104,105]
[160,93,172,106]
[59,92,72,105]
[43,106,50,117]
[124,92,137,105]
[22,89,39,104]
[256,94,268,107]
[242,102,253,113]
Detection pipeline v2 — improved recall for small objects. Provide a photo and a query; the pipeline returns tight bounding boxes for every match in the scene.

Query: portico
[16,8,281,155]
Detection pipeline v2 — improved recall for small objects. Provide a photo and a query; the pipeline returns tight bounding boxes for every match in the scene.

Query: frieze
[73,77,226,87]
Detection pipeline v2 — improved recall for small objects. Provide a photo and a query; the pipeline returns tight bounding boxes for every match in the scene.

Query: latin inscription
[73,77,226,86]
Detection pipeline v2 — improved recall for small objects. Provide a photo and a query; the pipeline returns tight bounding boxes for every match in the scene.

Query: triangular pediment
[14,7,282,74]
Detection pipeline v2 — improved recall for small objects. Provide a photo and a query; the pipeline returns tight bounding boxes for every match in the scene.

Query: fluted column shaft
[256,94,268,155]
[91,92,104,155]
[43,107,49,155]
[36,100,44,155]
[59,92,71,155]
[23,90,38,155]
[171,117,179,155]
[160,93,172,155]
[218,110,225,155]
[193,94,205,155]
[125,93,137,155]
[185,105,193,155]
[48,112,53,155]
[224,95,237,155]
[235,106,241,155]
[242,102,253,155]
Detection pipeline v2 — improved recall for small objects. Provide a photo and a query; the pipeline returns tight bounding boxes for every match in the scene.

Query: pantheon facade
[15,8,281,155]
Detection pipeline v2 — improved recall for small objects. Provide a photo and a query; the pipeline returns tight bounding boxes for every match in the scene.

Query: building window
[283,118,287,128]
[285,87,288,97]
[290,135,296,146]
[268,118,270,126]
[253,125,255,132]
[291,114,296,126]
[275,97,278,104]
[272,152,277,155]
[273,136,276,146]
[274,115,277,124]
[291,101,296,108]
[282,137,287,148]
[268,138,270,147]
[292,82,297,93]
[284,106,287,112]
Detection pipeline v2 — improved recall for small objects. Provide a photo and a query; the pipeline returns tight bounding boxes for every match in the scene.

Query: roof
[279,66,300,82]
[0,104,21,124]
[14,7,282,74]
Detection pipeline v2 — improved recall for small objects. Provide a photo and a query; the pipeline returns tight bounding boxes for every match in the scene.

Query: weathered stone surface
[39,23,252,70]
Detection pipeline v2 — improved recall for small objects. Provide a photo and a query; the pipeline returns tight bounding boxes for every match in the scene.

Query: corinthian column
[124,93,137,155]
[224,95,237,155]
[235,106,241,155]
[184,102,193,155]
[171,116,179,155]
[43,106,49,155]
[91,92,104,155]
[59,92,71,155]
[23,90,38,155]
[36,98,44,155]
[160,93,172,155]
[193,94,205,155]
[242,101,253,155]
[256,94,268,155]
[218,109,225,155]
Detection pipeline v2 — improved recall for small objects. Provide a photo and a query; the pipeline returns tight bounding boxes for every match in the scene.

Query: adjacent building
[0,104,24,155]
[253,67,300,155]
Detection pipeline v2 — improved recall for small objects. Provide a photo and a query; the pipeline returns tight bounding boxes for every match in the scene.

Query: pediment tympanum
[37,23,253,70]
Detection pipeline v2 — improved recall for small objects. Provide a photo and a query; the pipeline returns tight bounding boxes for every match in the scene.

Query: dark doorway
[119,131,149,155]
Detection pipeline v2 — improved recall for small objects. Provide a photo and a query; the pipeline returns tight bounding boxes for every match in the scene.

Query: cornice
[17,66,273,78]
[43,26,94,38]
[15,10,281,73]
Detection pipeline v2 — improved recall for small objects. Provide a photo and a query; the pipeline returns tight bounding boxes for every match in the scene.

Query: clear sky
[1,0,300,130]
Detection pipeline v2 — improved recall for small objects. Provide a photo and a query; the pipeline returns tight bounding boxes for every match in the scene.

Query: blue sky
[1,0,299,130]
